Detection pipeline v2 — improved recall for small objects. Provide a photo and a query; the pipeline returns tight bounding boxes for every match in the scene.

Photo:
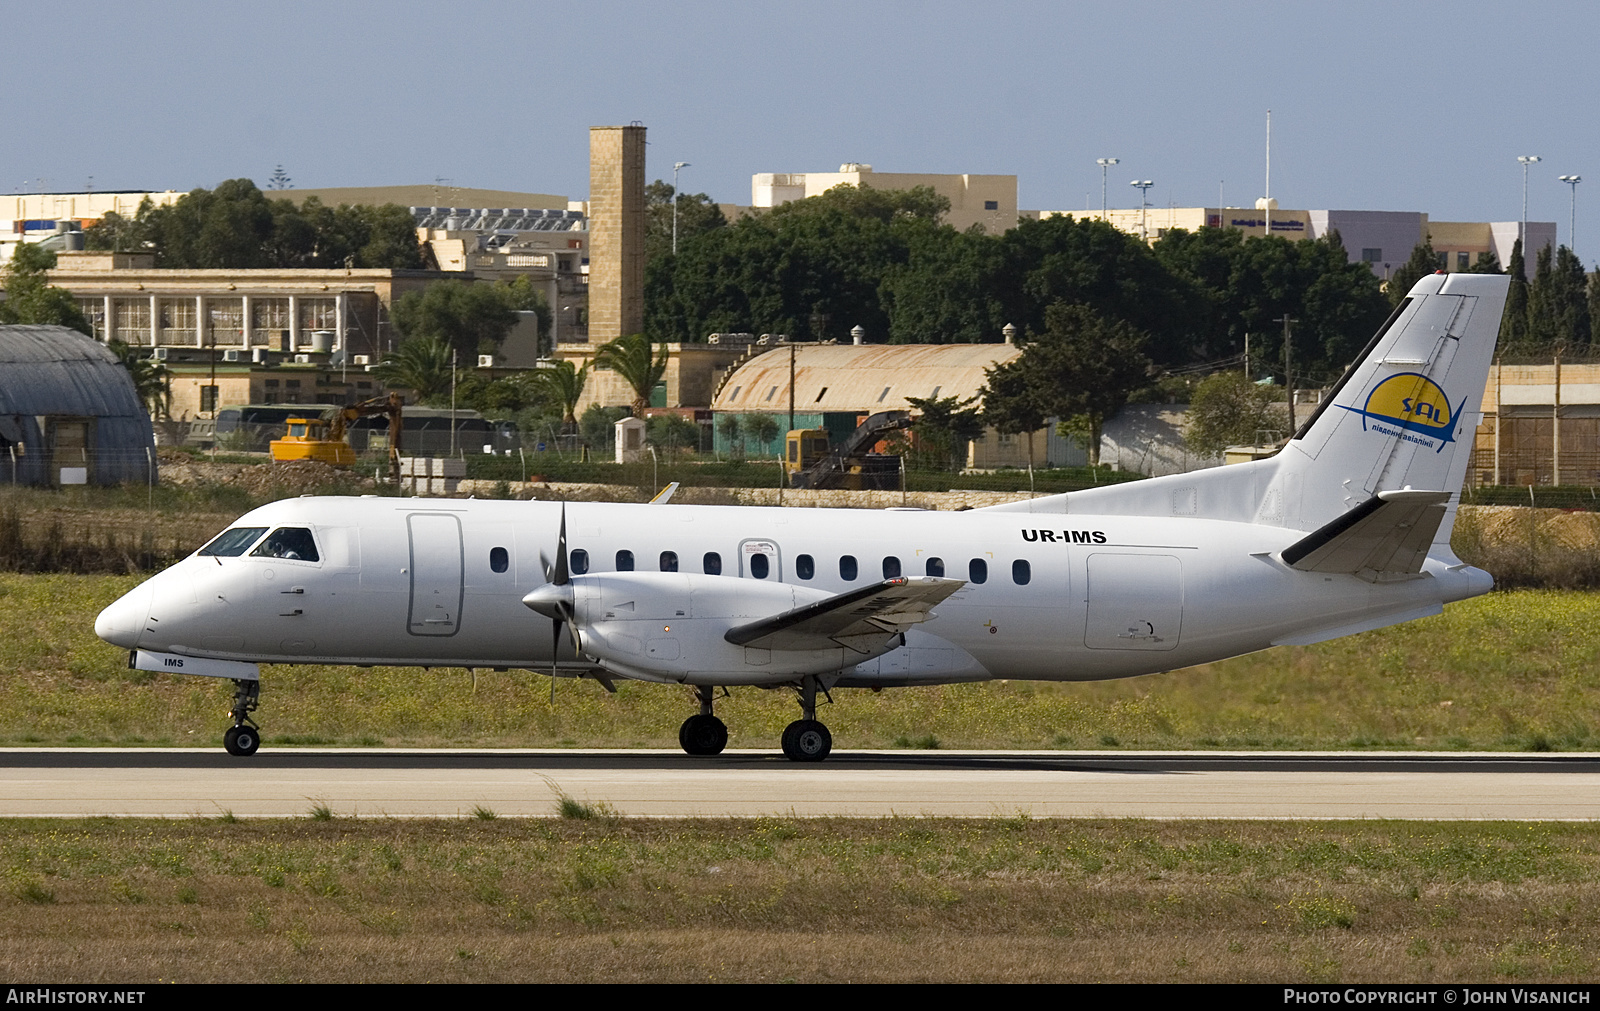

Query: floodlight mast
[1518,155,1542,272]
[1130,179,1154,240]
[1559,174,1581,257]
[1096,158,1119,218]
[672,161,691,255]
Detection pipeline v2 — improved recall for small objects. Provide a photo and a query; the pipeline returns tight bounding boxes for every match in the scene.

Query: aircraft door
[1084,553,1182,651]
[738,539,781,580]
[407,513,464,636]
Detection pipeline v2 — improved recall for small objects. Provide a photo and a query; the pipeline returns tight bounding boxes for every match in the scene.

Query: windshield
[250,527,320,562]
[198,527,268,557]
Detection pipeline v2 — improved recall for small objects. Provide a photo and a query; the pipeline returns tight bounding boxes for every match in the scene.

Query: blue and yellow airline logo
[1337,372,1461,452]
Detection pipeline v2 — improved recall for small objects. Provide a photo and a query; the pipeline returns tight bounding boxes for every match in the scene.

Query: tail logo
[1336,372,1460,452]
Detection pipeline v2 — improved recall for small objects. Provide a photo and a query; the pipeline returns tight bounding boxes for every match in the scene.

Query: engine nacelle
[560,573,905,684]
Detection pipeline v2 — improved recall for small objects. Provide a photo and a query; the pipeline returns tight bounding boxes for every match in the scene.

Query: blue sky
[7,1,1596,258]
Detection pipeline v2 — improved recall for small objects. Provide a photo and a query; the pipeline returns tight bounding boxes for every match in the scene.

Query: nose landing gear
[223,678,261,757]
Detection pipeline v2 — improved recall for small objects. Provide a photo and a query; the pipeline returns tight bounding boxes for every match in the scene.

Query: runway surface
[2,748,1599,819]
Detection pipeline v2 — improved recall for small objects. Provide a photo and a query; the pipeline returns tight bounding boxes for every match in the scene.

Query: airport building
[1036,200,1558,278]
[750,164,1019,235]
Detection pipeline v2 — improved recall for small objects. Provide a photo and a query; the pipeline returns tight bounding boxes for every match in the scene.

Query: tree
[373,336,454,403]
[495,275,553,349]
[1467,250,1503,274]
[646,413,702,455]
[592,332,669,416]
[528,359,588,433]
[1153,227,1388,378]
[741,414,781,455]
[107,339,173,419]
[1527,245,1591,349]
[904,394,984,472]
[981,354,1048,469]
[579,404,628,458]
[391,280,519,359]
[84,182,423,269]
[1384,237,1438,308]
[0,244,92,334]
[1500,239,1530,349]
[645,184,955,344]
[980,302,1152,467]
[645,180,727,263]
[1182,371,1285,456]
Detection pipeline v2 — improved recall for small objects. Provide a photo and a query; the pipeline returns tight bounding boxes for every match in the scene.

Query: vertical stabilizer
[1272,272,1508,534]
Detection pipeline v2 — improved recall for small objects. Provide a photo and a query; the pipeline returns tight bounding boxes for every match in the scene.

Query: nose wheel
[224,678,261,757]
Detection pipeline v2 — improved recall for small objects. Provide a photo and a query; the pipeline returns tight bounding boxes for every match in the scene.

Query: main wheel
[780,719,831,762]
[679,714,728,756]
[223,724,260,757]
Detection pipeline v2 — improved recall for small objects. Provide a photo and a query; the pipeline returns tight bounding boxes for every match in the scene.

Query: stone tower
[587,125,646,343]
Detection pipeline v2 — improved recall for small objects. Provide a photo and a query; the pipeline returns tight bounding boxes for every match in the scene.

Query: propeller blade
[552,503,569,586]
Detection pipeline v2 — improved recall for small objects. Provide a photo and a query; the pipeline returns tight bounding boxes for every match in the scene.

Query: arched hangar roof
[0,325,148,418]
[0,324,156,484]
[712,343,1021,414]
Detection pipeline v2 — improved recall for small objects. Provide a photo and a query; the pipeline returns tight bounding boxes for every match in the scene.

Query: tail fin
[979,272,1509,540]
[1277,271,1508,534]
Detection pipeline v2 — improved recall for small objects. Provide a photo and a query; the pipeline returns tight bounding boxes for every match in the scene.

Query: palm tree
[530,359,588,435]
[593,333,668,416]
[108,339,173,419]
[373,336,453,403]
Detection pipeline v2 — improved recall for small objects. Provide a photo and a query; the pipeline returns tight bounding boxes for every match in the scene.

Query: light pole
[1518,155,1541,271]
[1559,174,1581,256]
[1096,158,1119,218]
[672,161,690,255]
[1130,180,1154,241]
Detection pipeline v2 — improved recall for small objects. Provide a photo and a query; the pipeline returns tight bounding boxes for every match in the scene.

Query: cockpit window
[198,527,268,557]
[249,527,321,562]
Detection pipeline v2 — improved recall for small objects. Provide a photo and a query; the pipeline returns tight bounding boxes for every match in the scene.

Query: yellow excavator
[269,393,404,484]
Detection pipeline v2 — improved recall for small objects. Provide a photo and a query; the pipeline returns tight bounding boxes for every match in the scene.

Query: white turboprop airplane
[97,272,1508,761]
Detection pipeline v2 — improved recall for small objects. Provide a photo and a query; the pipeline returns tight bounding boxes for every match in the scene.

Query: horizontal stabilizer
[1281,489,1451,576]
[724,576,964,651]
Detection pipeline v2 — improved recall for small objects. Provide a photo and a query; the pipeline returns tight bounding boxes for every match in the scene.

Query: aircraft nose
[95,582,153,650]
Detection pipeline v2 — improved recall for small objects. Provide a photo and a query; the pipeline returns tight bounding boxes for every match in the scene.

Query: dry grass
[0,817,1596,983]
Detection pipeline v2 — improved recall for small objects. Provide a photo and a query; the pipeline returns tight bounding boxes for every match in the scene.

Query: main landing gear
[781,675,832,763]
[678,684,728,756]
[223,678,261,757]
[675,677,834,762]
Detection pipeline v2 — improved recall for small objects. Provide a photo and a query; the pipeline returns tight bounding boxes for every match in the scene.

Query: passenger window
[616,549,634,571]
[199,526,267,557]
[703,552,722,575]
[840,555,858,581]
[571,549,589,575]
[883,556,901,579]
[969,558,988,584]
[660,550,678,572]
[1012,559,1031,585]
[925,556,944,577]
[250,527,320,562]
[489,547,509,573]
[796,554,815,580]
[749,553,769,579]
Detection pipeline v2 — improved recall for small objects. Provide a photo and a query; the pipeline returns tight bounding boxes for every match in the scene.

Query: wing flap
[1281,489,1450,576]
[724,577,965,651]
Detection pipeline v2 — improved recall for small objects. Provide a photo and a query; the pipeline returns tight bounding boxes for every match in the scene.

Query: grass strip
[0,816,1596,982]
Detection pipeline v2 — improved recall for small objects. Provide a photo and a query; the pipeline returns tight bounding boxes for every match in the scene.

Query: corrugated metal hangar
[0,324,158,486]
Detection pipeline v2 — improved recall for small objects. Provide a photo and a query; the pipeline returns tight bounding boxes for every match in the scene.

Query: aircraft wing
[1280,489,1451,576]
[724,577,965,652]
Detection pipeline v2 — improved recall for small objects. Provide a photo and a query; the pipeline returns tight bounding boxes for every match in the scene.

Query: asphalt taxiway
[2,749,1598,819]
